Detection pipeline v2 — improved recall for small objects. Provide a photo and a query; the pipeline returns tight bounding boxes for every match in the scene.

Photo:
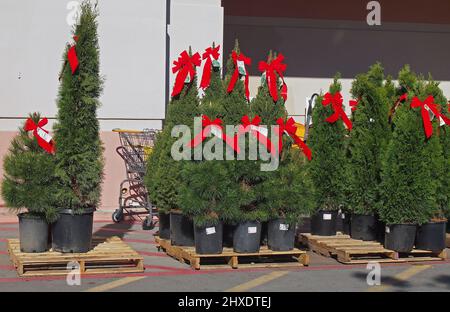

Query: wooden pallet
[7,236,144,277]
[300,233,446,264]
[155,236,309,270]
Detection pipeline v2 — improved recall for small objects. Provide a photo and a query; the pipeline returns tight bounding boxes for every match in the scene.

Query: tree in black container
[2,113,58,252]
[380,66,446,252]
[347,63,391,241]
[52,1,104,253]
[307,75,349,236]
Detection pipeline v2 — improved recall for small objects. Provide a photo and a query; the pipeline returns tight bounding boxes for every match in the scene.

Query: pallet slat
[155,236,309,270]
[7,236,144,277]
[300,233,446,264]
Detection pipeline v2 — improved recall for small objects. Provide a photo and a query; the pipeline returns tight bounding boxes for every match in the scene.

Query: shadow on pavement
[92,221,134,240]
[351,272,412,289]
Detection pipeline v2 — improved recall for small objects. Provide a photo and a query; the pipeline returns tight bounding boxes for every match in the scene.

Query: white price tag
[440,116,446,127]
[248,226,257,234]
[279,224,289,231]
[37,127,52,143]
[237,60,246,75]
[385,226,390,234]
[341,213,346,219]
[323,213,332,221]
[205,227,216,235]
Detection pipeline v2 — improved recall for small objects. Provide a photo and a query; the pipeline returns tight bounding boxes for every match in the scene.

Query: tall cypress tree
[380,68,444,225]
[2,113,59,222]
[307,75,348,213]
[53,1,104,213]
[347,63,390,215]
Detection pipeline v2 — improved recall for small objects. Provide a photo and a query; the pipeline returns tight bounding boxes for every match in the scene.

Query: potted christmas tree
[252,51,312,251]
[147,48,201,246]
[180,43,227,254]
[380,67,443,252]
[347,63,390,241]
[51,1,104,253]
[414,78,448,252]
[307,75,349,236]
[441,104,450,234]
[2,113,58,252]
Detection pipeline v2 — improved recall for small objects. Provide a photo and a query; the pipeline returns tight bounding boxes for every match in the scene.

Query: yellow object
[143,146,153,159]
[292,122,306,149]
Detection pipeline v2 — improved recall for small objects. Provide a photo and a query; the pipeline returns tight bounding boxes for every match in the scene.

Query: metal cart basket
[112,128,159,229]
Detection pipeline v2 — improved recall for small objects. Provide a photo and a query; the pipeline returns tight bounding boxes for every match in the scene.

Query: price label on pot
[206,227,216,235]
[248,226,257,234]
[279,224,289,231]
[385,226,390,233]
[341,213,346,219]
[323,213,332,220]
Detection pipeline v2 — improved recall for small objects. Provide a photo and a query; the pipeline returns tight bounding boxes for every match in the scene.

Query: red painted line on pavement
[121,238,156,245]
[0,228,17,232]
[93,227,152,235]
[144,265,190,272]
[0,266,266,283]
[0,239,7,242]
[137,250,168,258]
[0,265,14,271]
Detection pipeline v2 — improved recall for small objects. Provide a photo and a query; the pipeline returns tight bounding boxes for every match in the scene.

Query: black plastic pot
[158,212,170,240]
[415,221,446,252]
[52,209,94,253]
[233,221,262,253]
[311,210,337,236]
[18,213,49,253]
[223,223,235,248]
[267,218,296,251]
[194,221,223,254]
[350,214,379,241]
[446,221,450,234]
[384,224,417,253]
[170,212,194,246]
[340,212,351,235]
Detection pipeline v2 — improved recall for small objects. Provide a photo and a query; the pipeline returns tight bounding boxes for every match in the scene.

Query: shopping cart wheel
[112,209,123,223]
[142,216,155,230]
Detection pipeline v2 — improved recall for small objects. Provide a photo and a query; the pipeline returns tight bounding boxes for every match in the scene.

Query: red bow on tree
[235,115,274,155]
[349,99,359,112]
[200,45,220,90]
[276,117,312,160]
[24,118,56,154]
[258,54,288,102]
[67,35,79,75]
[227,51,251,101]
[322,92,353,130]
[411,96,450,138]
[188,115,239,152]
[399,93,408,102]
[171,50,201,97]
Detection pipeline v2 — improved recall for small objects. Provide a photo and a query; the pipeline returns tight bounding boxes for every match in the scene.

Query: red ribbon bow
[258,54,288,102]
[188,115,239,152]
[24,118,56,154]
[200,45,220,90]
[171,50,201,97]
[67,35,79,75]
[322,92,353,131]
[235,115,274,155]
[227,51,251,101]
[411,96,450,138]
[399,93,408,102]
[349,99,359,112]
[276,117,312,160]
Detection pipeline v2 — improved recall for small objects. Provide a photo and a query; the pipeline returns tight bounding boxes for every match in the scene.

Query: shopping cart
[112,128,159,230]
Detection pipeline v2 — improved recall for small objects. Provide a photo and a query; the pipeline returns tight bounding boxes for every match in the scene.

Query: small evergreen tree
[347,63,390,215]
[146,48,201,214]
[440,106,450,219]
[180,43,229,226]
[2,113,59,222]
[53,1,104,213]
[307,75,348,212]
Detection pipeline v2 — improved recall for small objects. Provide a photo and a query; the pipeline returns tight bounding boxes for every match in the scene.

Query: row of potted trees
[309,64,449,253]
[146,42,313,254]
[1,2,103,253]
